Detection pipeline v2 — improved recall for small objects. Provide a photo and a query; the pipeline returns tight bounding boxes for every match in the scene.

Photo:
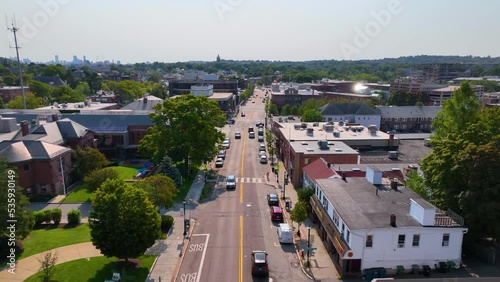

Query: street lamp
[183,200,187,236]
[283,171,288,200]
[307,225,311,267]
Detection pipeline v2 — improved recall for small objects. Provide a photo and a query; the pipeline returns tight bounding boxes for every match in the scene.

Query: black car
[251,251,269,276]
[267,193,279,206]
[256,122,264,128]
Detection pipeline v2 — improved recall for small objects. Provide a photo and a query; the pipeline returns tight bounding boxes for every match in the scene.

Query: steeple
[216,54,221,62]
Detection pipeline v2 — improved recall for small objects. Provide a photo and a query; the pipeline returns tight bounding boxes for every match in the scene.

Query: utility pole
[7,17,27,109]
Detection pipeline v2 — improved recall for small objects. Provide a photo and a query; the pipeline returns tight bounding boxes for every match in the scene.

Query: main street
[176,88,305,282]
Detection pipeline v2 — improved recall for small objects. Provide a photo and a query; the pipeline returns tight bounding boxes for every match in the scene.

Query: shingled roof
[318,102,378,116]
[0,140,70,163]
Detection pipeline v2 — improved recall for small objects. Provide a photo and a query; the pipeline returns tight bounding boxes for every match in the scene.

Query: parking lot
[360,140,432,164]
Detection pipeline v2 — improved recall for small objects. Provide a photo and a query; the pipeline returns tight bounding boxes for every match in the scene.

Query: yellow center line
[239,130,247,204]
[239,215,243,282]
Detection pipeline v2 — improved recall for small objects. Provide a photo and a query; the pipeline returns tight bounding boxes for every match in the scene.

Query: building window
[398,234,406,248]
[366,235,373,247]
[23,164,30,171]
[346,230,350,243]
[442,233,450,247]
[341,223,345,235]
[412,234,420,247]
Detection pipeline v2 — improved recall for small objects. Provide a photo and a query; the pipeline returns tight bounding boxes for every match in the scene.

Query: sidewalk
[146,170,205,282]
[265,161,340,281]
[0,242,102,282]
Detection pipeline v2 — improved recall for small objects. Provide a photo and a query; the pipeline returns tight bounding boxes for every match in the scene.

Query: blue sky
[1,0,499,63]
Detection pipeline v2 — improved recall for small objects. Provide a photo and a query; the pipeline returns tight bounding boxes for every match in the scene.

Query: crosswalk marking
[236,177,263,183]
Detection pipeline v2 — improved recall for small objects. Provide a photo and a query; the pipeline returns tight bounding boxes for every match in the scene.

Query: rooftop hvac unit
[317,140,329,150]
[306,128,314,135]
[333,131,340,137]
[294,124,301,130]
[339,121,344,126]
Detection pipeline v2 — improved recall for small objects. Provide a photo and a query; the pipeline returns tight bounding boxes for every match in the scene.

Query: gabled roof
[318,102,378,116]
[121,95,164,111]
[34,76,66,87]
[22,118,91,145]
[303,158,337,181]
[61,114,154,126]
[0,140,70,163]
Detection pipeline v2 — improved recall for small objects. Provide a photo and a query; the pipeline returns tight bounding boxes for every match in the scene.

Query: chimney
[390,214,397,227]
[388,133,394,148]
[84,101,89,107]
[51,114,59,122]
[20,120,29,136]
[327,162,331,168]
[143,96,148,103]
[391,178,398,190]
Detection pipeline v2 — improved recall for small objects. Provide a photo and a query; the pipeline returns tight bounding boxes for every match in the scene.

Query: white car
[215,158,224,168]
[259,144,266,151]
[222,140,230,149]
[259,155,268,164]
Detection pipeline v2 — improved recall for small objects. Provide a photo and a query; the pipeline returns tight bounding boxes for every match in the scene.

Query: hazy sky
[1,0,500,64]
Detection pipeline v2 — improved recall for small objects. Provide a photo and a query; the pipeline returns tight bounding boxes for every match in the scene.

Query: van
[277,223,293,244]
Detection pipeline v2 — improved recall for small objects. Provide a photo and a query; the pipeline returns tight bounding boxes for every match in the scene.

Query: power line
[6,16,27,109]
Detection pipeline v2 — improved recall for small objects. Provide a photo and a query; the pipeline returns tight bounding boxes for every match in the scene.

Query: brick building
[0,86,30,103]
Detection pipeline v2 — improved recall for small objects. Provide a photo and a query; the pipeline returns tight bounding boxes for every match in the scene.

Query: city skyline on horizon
[2,0,500,64]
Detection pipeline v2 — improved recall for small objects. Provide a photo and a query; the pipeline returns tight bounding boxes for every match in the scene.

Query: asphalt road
[176,89,305,282]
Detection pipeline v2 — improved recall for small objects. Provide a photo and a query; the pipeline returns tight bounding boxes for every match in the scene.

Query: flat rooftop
[37,102,116,111]
[290,140,358,155]
[209,92,233,100]
[316,177,461,230]
[274,121,394,142]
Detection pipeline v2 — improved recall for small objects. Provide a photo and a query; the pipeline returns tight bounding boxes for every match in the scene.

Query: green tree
[140,174,177,209]
[298,98,330,116]
[37,251,58,282]
[301,109,323,122]
[104,80,147,104]
[281,104,291,115]
[6,92,44,109]
[155,155,182,189]
[84,167,120,192]
[290,201,308,232]
[89,179,161,263]
[139,94,226,174]
[405,171,431,199]
[72,147,110,180]
[150,83,168,99]
[28,80,52,99]
[0,159,35,258]
[74,81,92,97]
[268,103,279,115]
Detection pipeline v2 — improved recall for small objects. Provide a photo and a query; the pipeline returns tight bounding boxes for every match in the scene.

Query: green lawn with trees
[24,255,155,282]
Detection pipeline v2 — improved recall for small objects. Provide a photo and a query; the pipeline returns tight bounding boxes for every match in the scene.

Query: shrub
[51,208,62,225]
[161,215,174,231]
[84,167,119,192]
[34,210,53,225]
[67,209,81,225]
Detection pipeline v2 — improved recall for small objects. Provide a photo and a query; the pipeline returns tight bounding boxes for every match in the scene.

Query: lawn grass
[174,166,200,202]
[62,183,92,202]
[24,255,156,282]
[199,182,215,201]
[20,224,91,259]
[62,166,140,203]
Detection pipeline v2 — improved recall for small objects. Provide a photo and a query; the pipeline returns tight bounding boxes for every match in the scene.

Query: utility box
[388,151,399,159]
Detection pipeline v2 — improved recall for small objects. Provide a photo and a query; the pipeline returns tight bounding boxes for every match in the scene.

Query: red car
[270,206,283,222]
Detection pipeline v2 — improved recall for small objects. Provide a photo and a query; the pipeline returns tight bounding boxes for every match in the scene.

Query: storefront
[310,196,362,278]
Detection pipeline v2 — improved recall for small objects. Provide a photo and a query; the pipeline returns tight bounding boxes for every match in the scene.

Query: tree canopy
[139,94,226,174]
[7,92,44,109]
[72,147,110,180]
[140,174,177,209]
[421,82,500,240]
[89,179,160,262]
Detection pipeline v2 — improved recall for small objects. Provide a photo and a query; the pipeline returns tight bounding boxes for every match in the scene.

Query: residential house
[34,76,66,87]
[303,159,467,278]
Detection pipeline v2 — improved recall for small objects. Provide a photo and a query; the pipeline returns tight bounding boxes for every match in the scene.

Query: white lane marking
[194,234,210,282]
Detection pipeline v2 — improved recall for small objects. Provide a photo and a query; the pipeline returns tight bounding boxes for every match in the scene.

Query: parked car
[215,158,224,168]
[259,144,266,151]
[258,128,264,136]
[259,155,267,164]
[267,193,279,206]
[217,150,226,160]
[258,136,264,142]
[270,206,284,222]
[248,127,254,133]
[226,174,236,190]
[241,112,245,117]
[249,132,255,139]
[222,140,230,149]
[235,132,241,139]
[256,122,264,128]
[251,251,269,276]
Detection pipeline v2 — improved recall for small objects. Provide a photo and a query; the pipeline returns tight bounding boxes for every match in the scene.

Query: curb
[171,219,196,282]
[264,174,316,280]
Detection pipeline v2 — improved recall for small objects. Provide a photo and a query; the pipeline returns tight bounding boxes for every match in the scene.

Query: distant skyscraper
[72,55,78,62]
[117,60,121,65]
[216,54,221,62]
[83,55,86,62]
[55,55,59,63]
